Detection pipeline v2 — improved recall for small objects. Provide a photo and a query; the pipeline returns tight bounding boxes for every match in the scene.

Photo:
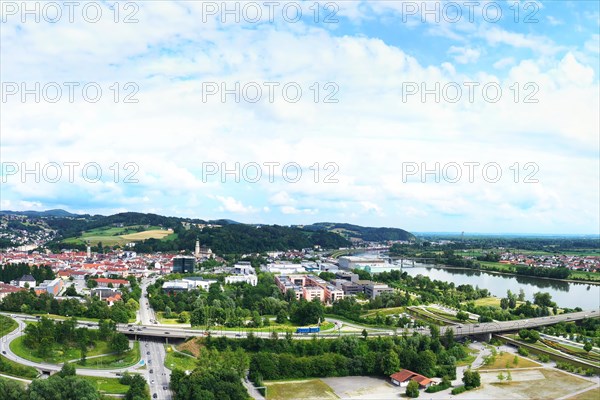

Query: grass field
[0,354,39,379]
[470,297,502,307]
[479,352,540,370]
[0,315,17,337]
[77,342,140,369]
[9,336,112,364]
[63,225,173,246]
[265,379,339,400]
[165,347,198,371]
[81,376,130,394]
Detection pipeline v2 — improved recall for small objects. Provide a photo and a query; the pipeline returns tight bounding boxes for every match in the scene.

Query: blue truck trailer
[296,326,320,334]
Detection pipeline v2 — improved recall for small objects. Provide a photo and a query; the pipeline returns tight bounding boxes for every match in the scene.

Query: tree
[518,289,526,302]
[444,328,455,347]
[528,330,540,343]
[583,342,593,352]
[406,380,420,398]
[497,372,505,381]
[462,369,481,390]
[0,377,27,400]
[165,306,172,318]
[109,333,130,354]
[58,362,76,377]
[533,292,555,308]
[456,311,469,322]
[64,285,78,296]
[361,329,368,340]
[382,349,400,376]
[86,279,98,289]
[518,329,529,340]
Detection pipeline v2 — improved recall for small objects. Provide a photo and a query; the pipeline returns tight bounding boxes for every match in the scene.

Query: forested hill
[133,224,351,254]
[36,212,351,254]
[302,222,415,242]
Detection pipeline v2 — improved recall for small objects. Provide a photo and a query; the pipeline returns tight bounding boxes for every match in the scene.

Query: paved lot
[322,376,401,399]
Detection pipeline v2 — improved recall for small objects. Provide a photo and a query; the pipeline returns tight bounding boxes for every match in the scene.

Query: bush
[425,381,451,393]
[517,347,529,356]
[406,380,420,398]
[451,386,467,395]
[538,354,550,363]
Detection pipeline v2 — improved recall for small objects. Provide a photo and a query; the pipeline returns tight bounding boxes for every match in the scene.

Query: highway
[142,337,172,400]
[438,310,600,338]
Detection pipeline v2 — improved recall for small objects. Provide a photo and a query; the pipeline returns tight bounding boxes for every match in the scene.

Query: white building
[225,274,258,286]
[262,263,306,274]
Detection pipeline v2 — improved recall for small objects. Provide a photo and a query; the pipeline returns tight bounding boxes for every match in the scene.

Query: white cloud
[447,46,481,64]
[215,196,258,214]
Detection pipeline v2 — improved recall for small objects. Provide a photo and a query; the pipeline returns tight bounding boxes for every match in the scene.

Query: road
[439,310,599,337]
[141,337,172,400]
[0,316,143,378]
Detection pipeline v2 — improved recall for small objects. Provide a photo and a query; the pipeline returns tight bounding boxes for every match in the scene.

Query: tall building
[172,255,196,273]
[86,242,91,259]
[195,238,200,257]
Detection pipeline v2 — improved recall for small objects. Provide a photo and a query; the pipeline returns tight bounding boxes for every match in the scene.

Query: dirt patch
[567,386,600,400]
[456,369,595,400]
[322,376,401,399]
[176,338,203,357]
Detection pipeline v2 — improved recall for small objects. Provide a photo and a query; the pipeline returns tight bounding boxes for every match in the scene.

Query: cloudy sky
[1,0,599,234]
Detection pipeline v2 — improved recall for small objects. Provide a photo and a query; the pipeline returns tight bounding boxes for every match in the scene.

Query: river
[401,265,600,310]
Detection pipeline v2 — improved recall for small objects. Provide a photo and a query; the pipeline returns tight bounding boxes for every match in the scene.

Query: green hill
[302,222,415,242]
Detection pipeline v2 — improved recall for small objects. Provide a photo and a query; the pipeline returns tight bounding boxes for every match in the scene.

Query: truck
[296,326,320,334]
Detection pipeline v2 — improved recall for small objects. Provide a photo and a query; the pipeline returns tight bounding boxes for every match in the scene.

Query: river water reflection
[399,265,600,310]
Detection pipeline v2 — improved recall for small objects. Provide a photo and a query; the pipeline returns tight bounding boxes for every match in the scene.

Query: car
[163,386,168,390]
[153,394,157,399]
[2,351,6,354]
[128,329,134,332]
[235,334,241,337]
[151,380,155,384]
[164,332,169,334]
[475,324,480,327]
[150,369,153,373]
[148,360,152,364]
[147,351,150,355]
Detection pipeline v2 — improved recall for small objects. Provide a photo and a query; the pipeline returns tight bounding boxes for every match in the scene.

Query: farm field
[63,225,173,246]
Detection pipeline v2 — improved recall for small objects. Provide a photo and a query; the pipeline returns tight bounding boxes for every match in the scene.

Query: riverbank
[420,264,600,286]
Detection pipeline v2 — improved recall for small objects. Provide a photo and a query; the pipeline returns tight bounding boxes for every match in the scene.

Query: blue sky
[1,0,599,234]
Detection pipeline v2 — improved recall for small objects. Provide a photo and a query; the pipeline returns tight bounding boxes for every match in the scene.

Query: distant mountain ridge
[2,210,415,253]
[301,222,415,242]
[0,209,82,218]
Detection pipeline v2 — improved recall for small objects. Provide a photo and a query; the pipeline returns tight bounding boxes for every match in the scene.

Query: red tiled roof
[390,369,431,387]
